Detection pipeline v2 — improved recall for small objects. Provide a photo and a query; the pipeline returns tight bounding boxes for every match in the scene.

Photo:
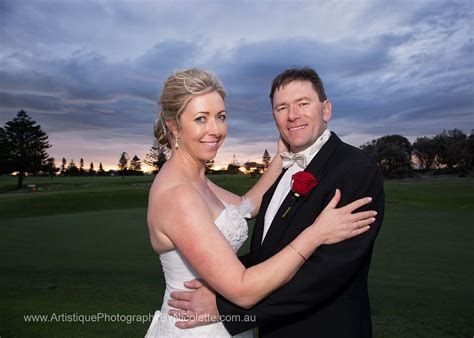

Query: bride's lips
[288,124,308,132]
[200,139,220,149]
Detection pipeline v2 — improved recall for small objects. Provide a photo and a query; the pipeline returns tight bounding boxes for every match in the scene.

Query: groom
[169,67,385,337]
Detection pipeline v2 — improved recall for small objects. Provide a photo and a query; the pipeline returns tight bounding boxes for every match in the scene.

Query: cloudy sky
[1,0,473,170]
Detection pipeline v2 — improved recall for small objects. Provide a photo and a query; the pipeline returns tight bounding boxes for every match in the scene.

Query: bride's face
[174,91,227,163]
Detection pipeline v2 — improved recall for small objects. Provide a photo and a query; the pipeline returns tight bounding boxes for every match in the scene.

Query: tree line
[0,110,166,187]
[49,149,163,178]
[57,157,106,177]
[1,110,472,188]
[360,130,474,178]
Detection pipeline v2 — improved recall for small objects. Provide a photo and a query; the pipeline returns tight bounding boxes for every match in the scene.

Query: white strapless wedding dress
[145,203,254,337]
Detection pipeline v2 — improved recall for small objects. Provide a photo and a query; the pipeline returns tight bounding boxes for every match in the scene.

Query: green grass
[0,175,254,219]
[0,175,473,337]
[0,176,152,219]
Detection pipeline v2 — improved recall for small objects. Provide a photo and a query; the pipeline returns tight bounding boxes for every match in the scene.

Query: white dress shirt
[262,129,331,243]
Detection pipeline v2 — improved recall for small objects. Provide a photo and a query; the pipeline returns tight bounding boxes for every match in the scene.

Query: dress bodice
[145,203,253,338]
[159,204,248,294]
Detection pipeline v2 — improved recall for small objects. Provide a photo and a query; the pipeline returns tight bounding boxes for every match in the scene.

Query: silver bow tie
[280,152,307,169]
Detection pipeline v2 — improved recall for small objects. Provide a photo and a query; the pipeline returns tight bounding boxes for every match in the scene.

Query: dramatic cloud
[0,0,472,169]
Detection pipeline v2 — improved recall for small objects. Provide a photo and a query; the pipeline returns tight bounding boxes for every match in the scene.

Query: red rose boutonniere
[282,171,319,218]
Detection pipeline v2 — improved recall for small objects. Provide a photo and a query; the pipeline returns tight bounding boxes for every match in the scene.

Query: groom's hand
[168,279,220,329]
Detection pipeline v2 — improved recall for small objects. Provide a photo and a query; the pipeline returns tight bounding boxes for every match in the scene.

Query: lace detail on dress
[215,204,248,252]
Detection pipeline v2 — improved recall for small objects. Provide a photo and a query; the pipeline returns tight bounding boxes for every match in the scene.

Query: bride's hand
[311,189,376,245]
[277,135,290,153]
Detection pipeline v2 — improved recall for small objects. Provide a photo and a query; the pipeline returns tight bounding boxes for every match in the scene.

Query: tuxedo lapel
[257,132,342,261]
[301,132,342,188]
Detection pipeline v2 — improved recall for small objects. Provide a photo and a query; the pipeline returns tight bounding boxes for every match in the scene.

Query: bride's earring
[175,137,179,150]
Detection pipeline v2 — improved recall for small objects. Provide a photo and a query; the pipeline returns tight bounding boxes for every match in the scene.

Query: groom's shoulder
[335,137,376,167]
[328,137,381,181]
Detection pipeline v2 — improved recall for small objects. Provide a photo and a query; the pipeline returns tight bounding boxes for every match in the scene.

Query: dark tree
[243,161,264,177]
[226,163,241,175]
[262,149,271,168]
[412,136,438,170]
[61,157,67,176]
[89,162,96,176]
[98,162,105,176]
[129,155,142,175]
[0,127,10,175]
[0,110,51,188]
[145,141,167,173]
[243,161,259,172]
[433,129,469,172]
[45,157,58,180]
[79,158,85,175]
[361,135,412,178]
[206,160,215,174]
[66,159,79,176]
[118,152,129,178]
[467,132,474,170]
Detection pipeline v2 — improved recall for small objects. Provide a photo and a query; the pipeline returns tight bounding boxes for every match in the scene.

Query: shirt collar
[294,128,331,164]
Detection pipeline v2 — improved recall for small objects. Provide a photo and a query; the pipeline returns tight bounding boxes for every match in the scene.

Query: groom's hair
[269,66,327,104]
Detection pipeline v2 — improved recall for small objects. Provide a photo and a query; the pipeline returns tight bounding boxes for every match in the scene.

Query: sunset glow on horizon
[1,1,472,168]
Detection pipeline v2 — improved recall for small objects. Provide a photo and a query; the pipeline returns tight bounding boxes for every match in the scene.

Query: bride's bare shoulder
[148,173,208,223]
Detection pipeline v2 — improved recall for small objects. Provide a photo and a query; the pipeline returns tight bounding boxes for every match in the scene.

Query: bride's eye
[195,116,206,123]
[217,114,226,121]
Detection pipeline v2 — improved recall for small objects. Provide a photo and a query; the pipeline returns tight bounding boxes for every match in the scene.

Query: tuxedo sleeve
[216,160,385,335]
[239,253,251,268]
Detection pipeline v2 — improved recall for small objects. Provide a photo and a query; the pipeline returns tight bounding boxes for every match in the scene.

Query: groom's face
[272,80,332,153]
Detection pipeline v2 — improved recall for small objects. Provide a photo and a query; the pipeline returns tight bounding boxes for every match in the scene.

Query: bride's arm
[208,138,287,218]
[154,185,375,309]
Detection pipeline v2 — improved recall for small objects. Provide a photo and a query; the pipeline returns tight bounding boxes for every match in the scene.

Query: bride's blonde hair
[154,68,227,149]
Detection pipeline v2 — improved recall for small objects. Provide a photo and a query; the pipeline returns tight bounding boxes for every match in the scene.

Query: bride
[145,68,376,337]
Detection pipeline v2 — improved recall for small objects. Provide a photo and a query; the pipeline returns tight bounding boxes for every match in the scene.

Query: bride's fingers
[341,196,372,213]
[349,210,377,222]
[349,225,371,238]
[352,217,376,230]
[324,189,341,210]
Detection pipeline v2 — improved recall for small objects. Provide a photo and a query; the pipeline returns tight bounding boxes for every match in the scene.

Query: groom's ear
[322,100,332,123]
[271,107,276,120]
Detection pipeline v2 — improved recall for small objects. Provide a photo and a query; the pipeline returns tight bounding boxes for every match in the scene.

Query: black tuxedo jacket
[216,132,385,338]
